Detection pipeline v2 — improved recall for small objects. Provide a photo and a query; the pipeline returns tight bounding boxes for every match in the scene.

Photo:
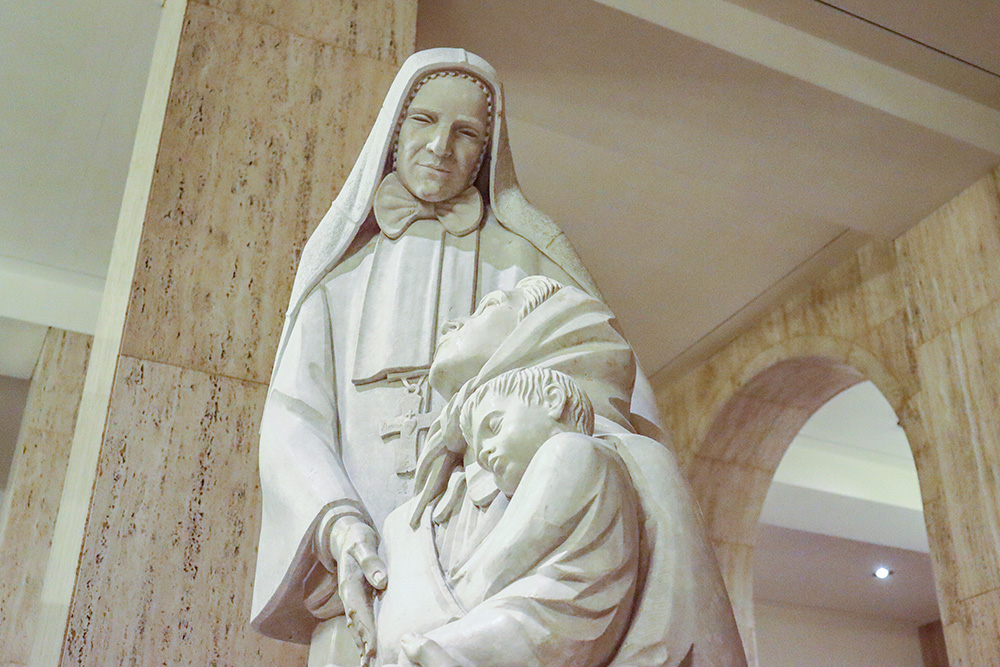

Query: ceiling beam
[593,0,1000,155]
[773,433,923,512]
[761,482,929,552]
[0,257,102,335]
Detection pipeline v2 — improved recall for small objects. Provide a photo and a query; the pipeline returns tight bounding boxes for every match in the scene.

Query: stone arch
[685,335,924,665]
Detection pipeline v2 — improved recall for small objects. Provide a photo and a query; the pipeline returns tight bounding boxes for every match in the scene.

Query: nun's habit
[253,48,607,645]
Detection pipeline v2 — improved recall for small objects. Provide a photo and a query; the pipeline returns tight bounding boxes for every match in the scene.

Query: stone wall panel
[897,172,1000,347]
[122,2,400,384]
[689,458,772,543]
[198,0,415,64]
[655,166,1000,665]
[710,540,756,667]
[62,356,305,667]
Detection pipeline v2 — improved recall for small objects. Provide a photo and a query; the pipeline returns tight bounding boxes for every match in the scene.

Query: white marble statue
[250,48,664,666]
[370,277,747,667]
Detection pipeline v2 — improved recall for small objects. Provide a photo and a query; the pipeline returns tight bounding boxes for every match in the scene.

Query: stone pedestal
[30,1,415,665]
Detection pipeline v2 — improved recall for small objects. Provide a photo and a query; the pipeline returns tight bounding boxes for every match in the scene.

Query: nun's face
[396,75,490,203]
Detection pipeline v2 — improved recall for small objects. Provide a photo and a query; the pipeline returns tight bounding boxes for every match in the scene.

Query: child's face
[430,289,524,397]
[468,391,561,497]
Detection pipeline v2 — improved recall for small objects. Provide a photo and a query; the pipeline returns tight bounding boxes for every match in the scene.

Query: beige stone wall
[0,330,91,667]
[654,166,1000,667]
[33,1,416,665]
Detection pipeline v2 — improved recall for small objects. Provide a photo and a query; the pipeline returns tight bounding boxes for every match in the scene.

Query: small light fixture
[873,566,893,579]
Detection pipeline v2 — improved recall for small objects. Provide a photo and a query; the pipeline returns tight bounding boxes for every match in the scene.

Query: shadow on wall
[0,376,32,488]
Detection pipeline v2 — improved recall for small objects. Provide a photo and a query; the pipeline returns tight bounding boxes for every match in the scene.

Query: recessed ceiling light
[874,566,893,579]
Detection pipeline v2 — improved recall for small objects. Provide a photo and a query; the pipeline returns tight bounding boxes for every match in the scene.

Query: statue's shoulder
[487,196,602,298]
[532,432,630,486]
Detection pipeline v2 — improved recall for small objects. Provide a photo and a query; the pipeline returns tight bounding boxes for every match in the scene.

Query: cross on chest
[379,409,438,476]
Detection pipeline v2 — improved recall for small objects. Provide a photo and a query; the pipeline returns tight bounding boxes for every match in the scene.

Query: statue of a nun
[250,48,663,665]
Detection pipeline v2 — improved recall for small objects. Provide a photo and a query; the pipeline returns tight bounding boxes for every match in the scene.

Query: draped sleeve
[252,288,368,642]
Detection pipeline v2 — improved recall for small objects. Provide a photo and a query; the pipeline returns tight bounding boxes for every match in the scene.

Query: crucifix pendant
[379,378,437,476]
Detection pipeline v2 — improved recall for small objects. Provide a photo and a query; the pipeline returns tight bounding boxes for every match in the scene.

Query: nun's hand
[330,515,387,665]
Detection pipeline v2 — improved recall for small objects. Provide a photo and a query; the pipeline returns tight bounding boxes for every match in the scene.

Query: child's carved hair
[514,275,563,322]
[459,367,595,447]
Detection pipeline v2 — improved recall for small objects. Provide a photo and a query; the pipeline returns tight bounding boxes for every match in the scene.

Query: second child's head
[430,276,564,397]
[459,367,594,496]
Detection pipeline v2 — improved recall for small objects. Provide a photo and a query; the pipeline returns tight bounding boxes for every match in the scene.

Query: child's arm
[381,634,461,667]
[401,634,462,667]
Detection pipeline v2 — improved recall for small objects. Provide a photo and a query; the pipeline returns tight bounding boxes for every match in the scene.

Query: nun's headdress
[273,48,598,377]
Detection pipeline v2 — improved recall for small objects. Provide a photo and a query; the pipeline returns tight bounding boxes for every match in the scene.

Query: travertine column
[31,1,415,665]
[0,329,91,667]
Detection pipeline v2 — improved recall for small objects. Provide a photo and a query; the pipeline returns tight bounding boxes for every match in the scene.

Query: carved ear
[543,383,568,422]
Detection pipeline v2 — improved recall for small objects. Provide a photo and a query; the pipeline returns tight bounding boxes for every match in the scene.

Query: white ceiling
[1,0,160,278]
[0,0,159,334]
[824,0,1000,75]
[417,0,1000,380]
[763,381,925,555]
[4,0,996,629]
[725,0,1000,112]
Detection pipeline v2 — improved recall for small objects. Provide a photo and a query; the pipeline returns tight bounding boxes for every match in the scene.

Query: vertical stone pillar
[897,172,1000,665]
[31,1,415,665]
[0,330,91,667]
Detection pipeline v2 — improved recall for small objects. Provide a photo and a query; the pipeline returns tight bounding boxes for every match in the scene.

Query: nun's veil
[271,48,599,383]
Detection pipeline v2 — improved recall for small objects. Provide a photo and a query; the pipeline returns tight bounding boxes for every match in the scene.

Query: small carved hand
[398,633,462,667]
[329,515,388,666]
[410,395,468,528]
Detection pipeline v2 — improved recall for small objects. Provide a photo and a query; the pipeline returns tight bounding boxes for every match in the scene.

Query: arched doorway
[753,380,941,666]
[684,346,941,665]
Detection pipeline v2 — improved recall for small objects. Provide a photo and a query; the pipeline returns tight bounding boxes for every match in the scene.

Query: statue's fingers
[352,596,378,661]
[410,459,447,528]
[413,431,445,489]
[338,556,381,666]
[348,540,388,590]
[337,559,372,653]
[431,469,466,524]
[359,628,376,667]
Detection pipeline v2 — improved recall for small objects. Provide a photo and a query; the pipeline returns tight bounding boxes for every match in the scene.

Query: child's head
[459,367,594,496]
[430,276,565,397]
